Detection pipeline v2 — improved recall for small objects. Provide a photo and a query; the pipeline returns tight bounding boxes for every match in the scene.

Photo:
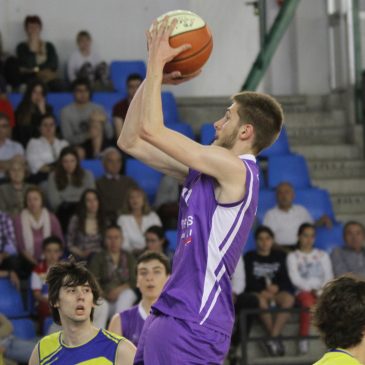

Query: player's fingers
[172,43,192,57]
[151,20,158,36]
[158,16,169,37]
[166,18,178,37]
[145,30,152,49]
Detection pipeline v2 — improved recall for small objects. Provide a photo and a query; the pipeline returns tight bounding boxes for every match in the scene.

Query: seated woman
[67,189,105,261]
[26,113,68,183]
[13,186,63,278]
[117,186,162,256]
[0,158,31,216]
[88,224,137,329]
[16,15,63,91]
[287,223,333,355]
[47,146,95,231]
[78,110,112,160]
[14,80,53,147]
[244,225,295,357]
[144,225,173,260]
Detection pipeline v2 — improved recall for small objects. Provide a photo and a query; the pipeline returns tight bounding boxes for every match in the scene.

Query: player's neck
[230,142,255,157]
[61,321,98,347]
[141,298,155,315]
[343,341,365,364]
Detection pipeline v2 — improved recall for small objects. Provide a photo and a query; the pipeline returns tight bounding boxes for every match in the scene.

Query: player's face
[298,227,315,251]
[145,232,165,253]
[256,231,274,254]
[137,259,169,301]
[213,103,241,149]
[276,183,294,209]
[345,224,365,251]
[56,283,94,325]
[44,243,63,266]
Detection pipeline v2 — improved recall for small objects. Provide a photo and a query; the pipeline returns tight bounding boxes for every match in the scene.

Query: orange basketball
[154,10,213,76]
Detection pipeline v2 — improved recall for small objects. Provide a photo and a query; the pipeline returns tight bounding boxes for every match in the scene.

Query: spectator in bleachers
[331,221,365,278]
[0,158,30,216]
[0,313,37,364]
[60,78,113,146]
[108,251,170,345]
[67,189,105,261]
[0,83,15,127]
[154,174,180,229]
[78,109,113,159]
[47,146,95,231]
[263,182,332,249]
[113,74,143,137]
[287,223,333,355]
[16,15,64,91]
[244,226,295,357]
[229,256,260,365]
[13,186,63,277]
[88,225,137,328]
[13,79,53,147]
[145,225,174,260]
[96,147,138,222]
[26,113,68,183]
[0,112,24,182]
[117,186,162,256]
[0,211,20,289]
[31,235,63,331]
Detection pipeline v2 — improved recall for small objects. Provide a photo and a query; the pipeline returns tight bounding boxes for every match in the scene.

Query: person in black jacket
[244,225,295,357]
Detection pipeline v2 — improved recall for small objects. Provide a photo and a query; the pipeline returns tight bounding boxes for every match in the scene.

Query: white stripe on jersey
[199,162,254,324]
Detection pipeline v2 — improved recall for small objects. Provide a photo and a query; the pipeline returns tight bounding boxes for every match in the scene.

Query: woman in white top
[117,186,162,255]
[287,223,333,354]
[26,114,68,183]
[67,31,102,83]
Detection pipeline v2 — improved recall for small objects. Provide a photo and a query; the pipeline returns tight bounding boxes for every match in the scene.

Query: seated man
[60,78,113,145]
[313,275,365,365]
[112,73,143,137]
[96,147,137,222]
[108,251,170,346]
[0,113,24,182]
[263,182,332,248]
[331,221,365,278]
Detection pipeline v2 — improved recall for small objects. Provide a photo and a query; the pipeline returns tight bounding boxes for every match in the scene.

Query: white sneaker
[298,339,309,355]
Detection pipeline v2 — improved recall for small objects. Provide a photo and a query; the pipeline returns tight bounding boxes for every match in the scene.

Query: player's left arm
[115,338,136,365]
[141,18,247,198]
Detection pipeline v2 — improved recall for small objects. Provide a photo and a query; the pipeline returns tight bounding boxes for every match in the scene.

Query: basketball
[153,10,213,76]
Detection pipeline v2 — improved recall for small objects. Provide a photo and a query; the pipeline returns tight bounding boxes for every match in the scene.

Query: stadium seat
[125,159,162,203]
[165,229,178,251]
[0,278,26,317]
[243,229,256,254]
[92,92,124,119]
[295,187,336,221]
[258,167,266,189]
[43,316,54,335]
[167,122,195,139]
[81,159,105,179]
[7,93,22,109]
[256,189,276,222]
[110,60,146,94]
[315,223,344,253]
[11,318,36,340]
[268,154,311,189]
[200,123,215,145]
[259,127,290,158]
[47,92,74,124]
[161,91,180,124]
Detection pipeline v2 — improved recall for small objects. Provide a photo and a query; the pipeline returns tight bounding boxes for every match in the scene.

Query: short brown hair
[137,251,171,275]
[24,15,42,29]
[47,260,101,325]
[313,275,365,349]
[232,91,284,154]
[76,30,91,43]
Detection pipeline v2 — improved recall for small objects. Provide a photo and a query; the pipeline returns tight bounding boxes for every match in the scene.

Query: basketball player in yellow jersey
[313,275,365,365]
[28,260,136,365]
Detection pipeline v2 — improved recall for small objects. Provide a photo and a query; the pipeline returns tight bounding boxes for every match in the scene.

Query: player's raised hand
[162,69,202,85]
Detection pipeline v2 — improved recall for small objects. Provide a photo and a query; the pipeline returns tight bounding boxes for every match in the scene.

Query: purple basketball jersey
[120,303,148,346]
[153,154,259,335]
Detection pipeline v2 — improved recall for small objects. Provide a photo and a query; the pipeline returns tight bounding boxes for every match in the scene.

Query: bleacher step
[307,159,365,179]
[287,126,349,145]
[332,193,365,214]
[312,177,365,194]
[284,110,346,128]
[292,144,362,159]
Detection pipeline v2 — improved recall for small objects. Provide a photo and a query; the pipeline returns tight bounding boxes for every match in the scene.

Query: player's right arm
[117,78,188,182]
[108,313,123,336]
[28,344,39,365]
[115,338,136,365]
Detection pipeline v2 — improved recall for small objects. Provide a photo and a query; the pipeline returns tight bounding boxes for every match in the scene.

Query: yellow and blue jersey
[38,329,123,365]
[314,349,363,365]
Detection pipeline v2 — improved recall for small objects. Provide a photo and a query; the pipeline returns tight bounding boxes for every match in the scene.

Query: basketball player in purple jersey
[117,16,284,365]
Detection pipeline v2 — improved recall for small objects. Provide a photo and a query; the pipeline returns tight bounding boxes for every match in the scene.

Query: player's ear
[239,123,253,140]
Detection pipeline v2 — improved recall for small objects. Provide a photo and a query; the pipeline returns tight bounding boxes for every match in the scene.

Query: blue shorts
[134,312,230,365]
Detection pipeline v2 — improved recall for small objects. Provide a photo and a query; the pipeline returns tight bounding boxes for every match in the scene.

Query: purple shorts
[134,312,230,365]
